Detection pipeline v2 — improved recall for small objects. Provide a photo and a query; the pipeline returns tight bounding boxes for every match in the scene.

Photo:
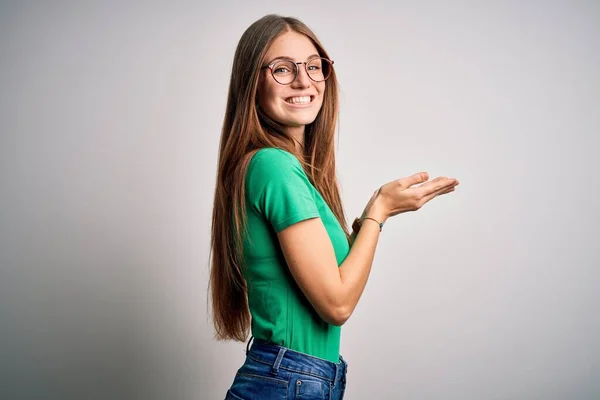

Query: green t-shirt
[242,148,350,363]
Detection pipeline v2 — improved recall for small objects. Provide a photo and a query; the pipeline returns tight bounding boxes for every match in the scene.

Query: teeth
[286,96,311,104]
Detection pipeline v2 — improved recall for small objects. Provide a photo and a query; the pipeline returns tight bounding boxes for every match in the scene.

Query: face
[257,31,326,134]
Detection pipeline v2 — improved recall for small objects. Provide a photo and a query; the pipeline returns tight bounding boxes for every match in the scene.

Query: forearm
[338,219,381,317]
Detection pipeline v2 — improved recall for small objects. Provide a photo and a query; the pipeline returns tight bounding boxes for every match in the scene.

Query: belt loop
[271,347,287,375]
[340,355,348,374]
[245,335,254,355]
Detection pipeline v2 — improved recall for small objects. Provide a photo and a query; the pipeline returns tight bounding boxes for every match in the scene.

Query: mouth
[285,95,314,105]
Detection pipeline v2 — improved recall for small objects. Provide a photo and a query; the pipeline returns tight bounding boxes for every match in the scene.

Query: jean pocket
[293,377,329,400]
[228,372,288,400]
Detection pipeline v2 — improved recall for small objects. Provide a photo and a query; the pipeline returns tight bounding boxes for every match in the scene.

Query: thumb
[400,172,429,188]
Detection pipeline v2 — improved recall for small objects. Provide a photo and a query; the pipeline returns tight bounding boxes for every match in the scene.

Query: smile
[285,95,314,104]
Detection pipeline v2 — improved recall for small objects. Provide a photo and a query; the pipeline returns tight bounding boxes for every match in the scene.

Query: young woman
[209,14,459,400]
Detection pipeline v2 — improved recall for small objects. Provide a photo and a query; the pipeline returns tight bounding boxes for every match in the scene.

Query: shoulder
[245,147,312,199]
[247,148,302,178]
[250,148,299,168]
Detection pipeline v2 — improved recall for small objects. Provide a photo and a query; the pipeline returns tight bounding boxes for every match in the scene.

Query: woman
[209,14,459,400]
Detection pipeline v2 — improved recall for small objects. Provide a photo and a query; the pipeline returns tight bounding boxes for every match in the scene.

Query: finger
[420,183,457,204]
[399,172,429,188]
[416,177,456,196]
[437,186,456,196]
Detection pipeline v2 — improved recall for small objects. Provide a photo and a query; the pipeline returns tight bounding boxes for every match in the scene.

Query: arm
[278,196,388,326]
[278,172,459,326]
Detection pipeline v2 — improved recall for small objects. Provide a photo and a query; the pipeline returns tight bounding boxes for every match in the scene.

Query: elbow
[326,305,351,326]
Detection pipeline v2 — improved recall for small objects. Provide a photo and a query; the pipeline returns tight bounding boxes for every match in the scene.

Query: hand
[363,172,459,223]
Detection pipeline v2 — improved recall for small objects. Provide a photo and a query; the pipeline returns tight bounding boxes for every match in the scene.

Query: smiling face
[256,31,325,135]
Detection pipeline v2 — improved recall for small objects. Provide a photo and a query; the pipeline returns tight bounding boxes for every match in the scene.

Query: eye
[272,61,295,75]
[273,66,291,74]
[307,59,322,71]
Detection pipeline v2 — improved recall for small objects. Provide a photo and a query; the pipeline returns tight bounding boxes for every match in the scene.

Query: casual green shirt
[242,148,350,363]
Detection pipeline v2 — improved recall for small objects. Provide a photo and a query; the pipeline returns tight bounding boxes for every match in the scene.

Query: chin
[284,119,315,128]
[287,112,319,126]
[295,116,318,124]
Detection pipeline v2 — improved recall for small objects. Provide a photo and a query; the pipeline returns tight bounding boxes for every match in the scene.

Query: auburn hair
[209,14,350,341]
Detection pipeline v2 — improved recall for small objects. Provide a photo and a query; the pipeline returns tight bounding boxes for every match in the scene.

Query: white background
[1,1,599,399]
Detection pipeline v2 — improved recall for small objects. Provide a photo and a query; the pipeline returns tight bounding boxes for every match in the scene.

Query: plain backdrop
[1,1,599,399]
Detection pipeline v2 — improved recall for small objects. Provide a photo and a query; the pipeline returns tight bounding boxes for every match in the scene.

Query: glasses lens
[307,58,332,82]
[271,60,296,85]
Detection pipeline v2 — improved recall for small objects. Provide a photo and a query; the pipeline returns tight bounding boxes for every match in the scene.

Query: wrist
[353,189,389,235]
[363,195,388,224]
[352,215,384,234]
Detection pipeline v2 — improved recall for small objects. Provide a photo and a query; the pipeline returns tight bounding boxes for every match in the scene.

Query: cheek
[314,94,325,111]
[256,76,270,105]
[316,85,326,105]
[257,85,281,110]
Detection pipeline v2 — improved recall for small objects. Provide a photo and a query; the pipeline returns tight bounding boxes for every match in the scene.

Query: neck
[287,125,305,157]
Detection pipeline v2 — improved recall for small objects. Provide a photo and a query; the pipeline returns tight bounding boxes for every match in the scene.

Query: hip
[225,338,348,400]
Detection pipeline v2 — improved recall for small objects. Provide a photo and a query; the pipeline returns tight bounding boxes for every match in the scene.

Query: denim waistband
[246,337,347,383]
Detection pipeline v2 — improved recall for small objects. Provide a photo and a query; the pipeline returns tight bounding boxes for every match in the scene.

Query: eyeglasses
[261,57,334,85]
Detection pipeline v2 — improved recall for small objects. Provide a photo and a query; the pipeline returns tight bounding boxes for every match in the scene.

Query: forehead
[265,31,319,61]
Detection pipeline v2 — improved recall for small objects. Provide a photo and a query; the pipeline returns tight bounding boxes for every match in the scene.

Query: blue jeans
[225,337,348,400]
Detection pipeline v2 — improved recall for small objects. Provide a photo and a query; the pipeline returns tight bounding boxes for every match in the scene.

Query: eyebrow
[267,53,320,64]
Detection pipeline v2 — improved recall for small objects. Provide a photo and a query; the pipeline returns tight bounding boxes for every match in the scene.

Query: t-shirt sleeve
[246,149,320,233]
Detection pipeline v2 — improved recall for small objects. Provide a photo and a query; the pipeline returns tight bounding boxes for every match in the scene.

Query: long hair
[209,14,350,341]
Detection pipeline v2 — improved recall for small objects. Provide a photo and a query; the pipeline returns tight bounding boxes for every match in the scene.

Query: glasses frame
[261,57,334,85]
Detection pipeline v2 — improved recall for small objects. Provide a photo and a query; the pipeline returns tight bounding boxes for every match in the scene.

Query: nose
[291,63,311,88]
